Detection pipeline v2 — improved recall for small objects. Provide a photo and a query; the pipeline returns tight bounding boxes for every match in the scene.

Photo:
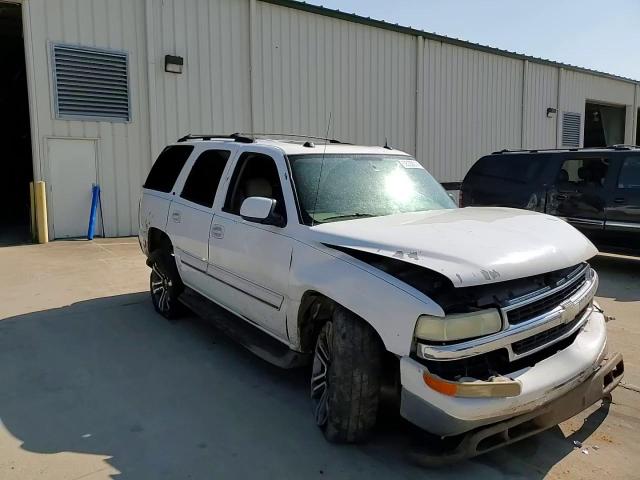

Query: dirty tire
[149,250,184,320]
[311,306,384,443]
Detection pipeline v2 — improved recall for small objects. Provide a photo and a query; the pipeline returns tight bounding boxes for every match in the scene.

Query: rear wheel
[311,307,384,443]
[149,250,184,319]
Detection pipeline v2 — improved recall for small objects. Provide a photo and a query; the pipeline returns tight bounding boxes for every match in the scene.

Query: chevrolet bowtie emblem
[560,299,579,323]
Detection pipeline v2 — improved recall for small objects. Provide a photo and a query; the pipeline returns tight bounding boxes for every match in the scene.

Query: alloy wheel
[311,322,333,427]
[151,264,172,313]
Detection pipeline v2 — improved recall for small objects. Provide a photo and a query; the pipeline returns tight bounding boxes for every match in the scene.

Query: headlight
[415,309,502,342]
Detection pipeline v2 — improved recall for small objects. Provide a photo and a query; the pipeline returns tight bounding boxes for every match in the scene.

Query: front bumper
[408,351,624,465]
[400,309,622,438]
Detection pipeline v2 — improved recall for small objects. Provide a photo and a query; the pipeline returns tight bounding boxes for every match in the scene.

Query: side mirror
[240,197,284,227]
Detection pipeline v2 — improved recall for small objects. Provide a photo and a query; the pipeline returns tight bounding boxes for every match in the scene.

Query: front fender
[287,242,444,356]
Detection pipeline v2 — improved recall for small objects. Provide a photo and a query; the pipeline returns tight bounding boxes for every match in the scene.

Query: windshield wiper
[320,213,376,222]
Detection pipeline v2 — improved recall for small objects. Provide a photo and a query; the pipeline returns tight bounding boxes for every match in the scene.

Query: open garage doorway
[584,102,626,147]
[0,3,33,246]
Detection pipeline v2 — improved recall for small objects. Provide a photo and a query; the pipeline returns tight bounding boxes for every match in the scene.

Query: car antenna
[310,112,331,226]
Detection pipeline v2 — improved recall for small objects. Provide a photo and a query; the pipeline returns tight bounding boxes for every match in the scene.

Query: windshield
[289,154,456,225]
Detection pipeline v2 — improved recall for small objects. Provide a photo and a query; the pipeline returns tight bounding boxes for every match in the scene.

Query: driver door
[207,150,293,340]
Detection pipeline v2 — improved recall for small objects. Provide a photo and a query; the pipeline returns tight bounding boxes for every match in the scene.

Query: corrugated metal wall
[523,62,559,149]
[418,40,523,182]
[252,1,417,153]
[24,0,150,237]
[21,0,639,237]
[559,69,637,146]
[150,0,252,155]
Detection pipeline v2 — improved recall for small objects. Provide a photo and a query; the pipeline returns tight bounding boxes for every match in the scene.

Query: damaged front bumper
[399,309,624,456]
[408,351,624,466]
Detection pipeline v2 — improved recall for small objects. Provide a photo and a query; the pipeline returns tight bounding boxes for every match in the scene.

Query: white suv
[138,134,623,461]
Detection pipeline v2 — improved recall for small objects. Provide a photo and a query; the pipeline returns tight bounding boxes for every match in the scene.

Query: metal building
[1,0,638,240]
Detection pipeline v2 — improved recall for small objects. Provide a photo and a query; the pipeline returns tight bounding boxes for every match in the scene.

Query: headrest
[578,167,587,180]
[244,177,273,198]
[557,169,569,182]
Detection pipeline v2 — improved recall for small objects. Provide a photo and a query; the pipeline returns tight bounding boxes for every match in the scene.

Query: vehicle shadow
[0,293,610,479]
[591,253,640,303]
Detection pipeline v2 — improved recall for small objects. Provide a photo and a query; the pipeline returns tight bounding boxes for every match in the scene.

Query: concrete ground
[0,239,638,480]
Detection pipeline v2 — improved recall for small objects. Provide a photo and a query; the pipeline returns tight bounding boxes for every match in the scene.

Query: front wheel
[149,251,184,319]
[311,307,384,443]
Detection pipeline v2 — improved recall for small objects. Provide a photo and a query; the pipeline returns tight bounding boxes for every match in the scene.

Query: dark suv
[460,146,640,253]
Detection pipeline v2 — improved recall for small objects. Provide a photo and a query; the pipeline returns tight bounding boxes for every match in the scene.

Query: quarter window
[143,145,194,193]
[618,156,640,189]
[223,152,287,224]
[180,149,231,207]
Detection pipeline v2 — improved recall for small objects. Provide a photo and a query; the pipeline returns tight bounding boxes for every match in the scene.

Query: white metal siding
[560,69,637,146]
[523,62,558,149]
[150,0,252,153]
[25,0,150,238]
[252,2,417,153]
[418,40,523,182]
[21,0,640,237]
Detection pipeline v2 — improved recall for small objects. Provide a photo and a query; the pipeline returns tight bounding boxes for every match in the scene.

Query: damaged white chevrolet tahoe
[138,135,624,461]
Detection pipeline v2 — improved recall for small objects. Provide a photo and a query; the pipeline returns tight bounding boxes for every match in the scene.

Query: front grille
[506,271,587,325]
[511,307,586,354]
[420,330,581,381]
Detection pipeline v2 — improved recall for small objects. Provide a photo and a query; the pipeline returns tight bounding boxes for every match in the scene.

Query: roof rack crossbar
[177,133,254,143]
[234,132,348,144]
[492,145,640,154]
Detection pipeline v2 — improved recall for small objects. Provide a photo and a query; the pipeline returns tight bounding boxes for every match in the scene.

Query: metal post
[34,181,48,244]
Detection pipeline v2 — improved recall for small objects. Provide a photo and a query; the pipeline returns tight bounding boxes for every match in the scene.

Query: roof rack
[177,132,349,145]
[610,144,640,150]
[235,132,348,144]
[492,145,640,154]
[177,133,254,143]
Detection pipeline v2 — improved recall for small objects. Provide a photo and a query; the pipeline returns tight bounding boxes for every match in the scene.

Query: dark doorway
[0,3,33,246]
[584,102,626,147]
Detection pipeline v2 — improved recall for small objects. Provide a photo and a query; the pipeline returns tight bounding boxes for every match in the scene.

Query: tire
[148,249,184,320]
[310,306,384,443]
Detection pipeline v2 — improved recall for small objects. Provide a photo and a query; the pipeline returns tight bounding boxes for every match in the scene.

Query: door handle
[613,197,626,204]
[171,211,182,223]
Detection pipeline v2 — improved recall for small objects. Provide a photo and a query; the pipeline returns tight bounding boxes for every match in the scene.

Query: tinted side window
[470,155,543,183]
[143,145,194,193]
[223,152,287,223]
[180,149,231,207]
[618,156,640,189]
[556,157,609,189]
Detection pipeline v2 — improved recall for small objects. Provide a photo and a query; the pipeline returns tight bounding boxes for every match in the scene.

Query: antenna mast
[310,112,332,226]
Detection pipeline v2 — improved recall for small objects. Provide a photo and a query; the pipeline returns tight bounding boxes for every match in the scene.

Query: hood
[310,207,597,287]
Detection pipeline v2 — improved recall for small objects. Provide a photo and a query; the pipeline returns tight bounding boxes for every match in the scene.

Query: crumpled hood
[310,207,598,287]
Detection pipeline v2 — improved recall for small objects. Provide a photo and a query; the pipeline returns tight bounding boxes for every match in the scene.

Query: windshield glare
[289,154,456,225]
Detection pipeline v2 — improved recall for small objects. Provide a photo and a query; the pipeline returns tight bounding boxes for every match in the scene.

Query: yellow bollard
[34,181,49,244]
[29,181,37,242]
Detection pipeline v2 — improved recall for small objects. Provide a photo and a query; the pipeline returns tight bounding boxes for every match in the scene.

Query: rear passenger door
[167,147,234,292]
[547,155,612,236]
[603,154,640,249]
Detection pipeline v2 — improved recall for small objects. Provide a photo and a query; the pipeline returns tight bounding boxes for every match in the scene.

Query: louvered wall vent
[561,112,581,147]
[52,44,130,121]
